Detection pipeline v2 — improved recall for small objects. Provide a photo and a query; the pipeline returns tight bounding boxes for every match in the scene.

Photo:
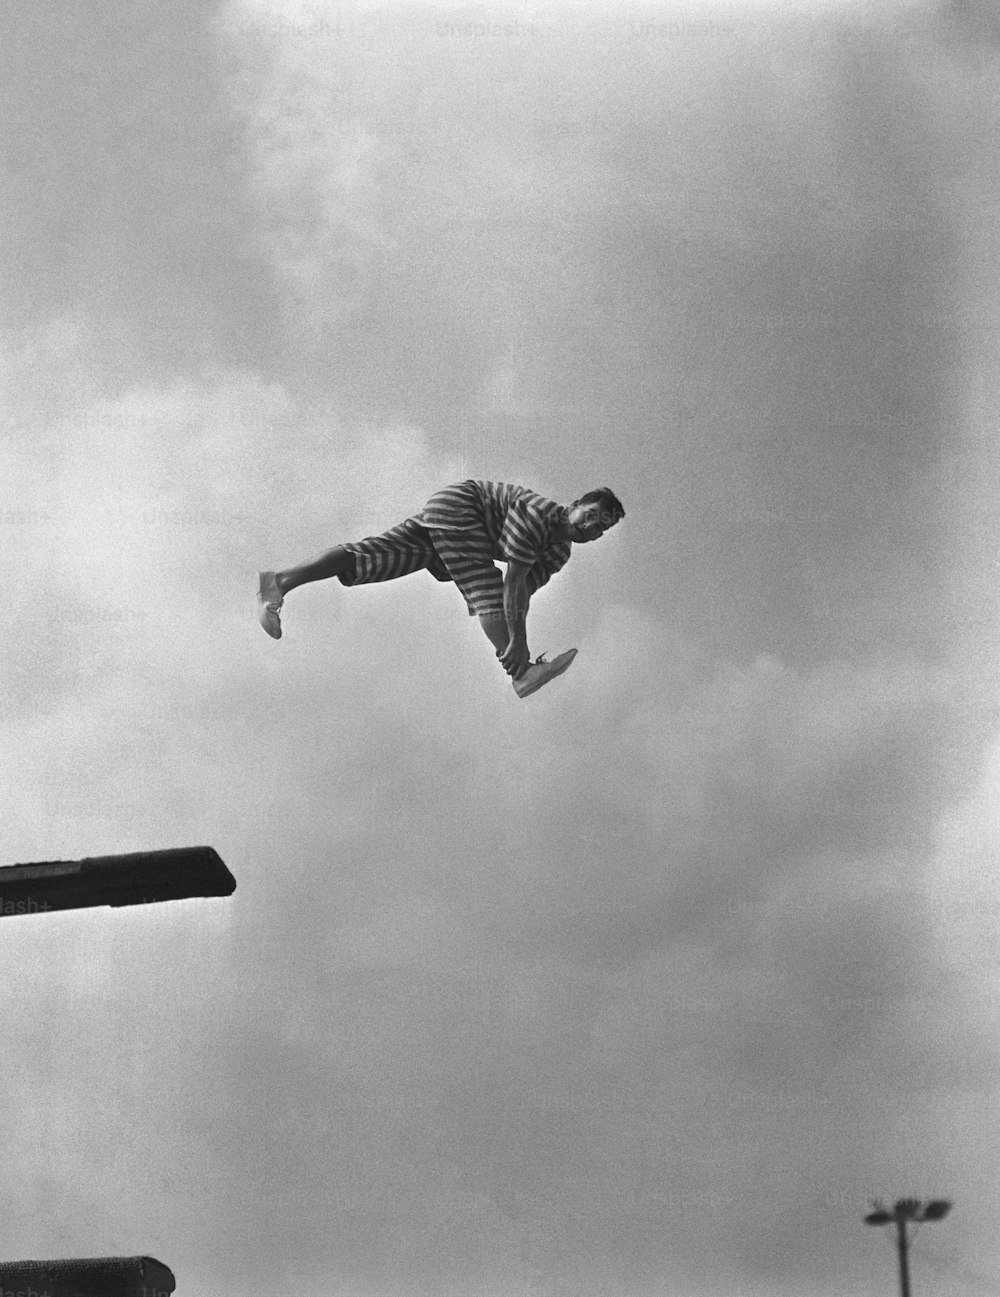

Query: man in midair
[256,479,624,697]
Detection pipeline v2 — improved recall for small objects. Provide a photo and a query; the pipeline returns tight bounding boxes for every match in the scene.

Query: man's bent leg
[479,611,509,656]
[428,529,512,668]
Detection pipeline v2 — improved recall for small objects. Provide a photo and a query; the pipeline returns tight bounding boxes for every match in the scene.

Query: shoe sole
[514,649,578,698]
[259,611,282,639]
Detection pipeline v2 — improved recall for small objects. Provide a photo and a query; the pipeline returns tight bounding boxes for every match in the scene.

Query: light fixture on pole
[864,1198,952,1297]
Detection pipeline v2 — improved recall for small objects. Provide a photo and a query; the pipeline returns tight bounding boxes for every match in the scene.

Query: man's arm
[498,560,532,679]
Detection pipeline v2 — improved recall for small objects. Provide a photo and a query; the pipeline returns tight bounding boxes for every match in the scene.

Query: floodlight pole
[895,1213,912,1297]
[864,1198,951,1297]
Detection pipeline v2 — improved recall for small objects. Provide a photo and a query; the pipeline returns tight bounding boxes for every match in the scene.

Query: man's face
[567,501,609,543]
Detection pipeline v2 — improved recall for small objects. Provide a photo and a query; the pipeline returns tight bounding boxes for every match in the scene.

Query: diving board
[0,1255,175,1296]
[0,845,235,917]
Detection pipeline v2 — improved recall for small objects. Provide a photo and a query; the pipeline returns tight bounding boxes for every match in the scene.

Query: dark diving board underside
[0,1255,175,1296]
[0,846,235,917]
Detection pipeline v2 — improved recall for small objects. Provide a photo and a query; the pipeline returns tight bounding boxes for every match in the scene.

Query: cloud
[218,1,394,340]
[211,0,997,684]
[4,323,987,1293]
[472,625,971,954]
[5,2,1000,1294]
[1,321,469,845]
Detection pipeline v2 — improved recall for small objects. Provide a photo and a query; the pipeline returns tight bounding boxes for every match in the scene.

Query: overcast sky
[2,1,1000,1295]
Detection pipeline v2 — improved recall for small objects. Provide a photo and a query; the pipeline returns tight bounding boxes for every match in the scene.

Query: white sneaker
[257,571,283,639]
[512,649,578,698]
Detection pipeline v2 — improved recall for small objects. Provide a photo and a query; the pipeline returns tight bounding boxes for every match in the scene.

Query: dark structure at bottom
[0,1255,175,1296]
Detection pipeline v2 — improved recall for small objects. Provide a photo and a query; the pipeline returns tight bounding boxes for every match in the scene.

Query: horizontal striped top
[418,479,572,582]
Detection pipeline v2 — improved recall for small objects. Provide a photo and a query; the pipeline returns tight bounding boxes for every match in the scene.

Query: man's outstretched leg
[257,520,436,639]
[257,547,355,638]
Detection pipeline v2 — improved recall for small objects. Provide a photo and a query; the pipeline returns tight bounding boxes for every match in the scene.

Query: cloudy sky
[2,0,1000,1294]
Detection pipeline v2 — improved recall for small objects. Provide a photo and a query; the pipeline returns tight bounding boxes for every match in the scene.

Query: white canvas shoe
[257,571,284,639]
[512,648,578,698]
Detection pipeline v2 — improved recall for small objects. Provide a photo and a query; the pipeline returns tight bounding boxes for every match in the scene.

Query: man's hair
[574,487,625,528]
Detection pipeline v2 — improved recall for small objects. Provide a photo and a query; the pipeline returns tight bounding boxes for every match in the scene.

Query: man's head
[566,487,625,543]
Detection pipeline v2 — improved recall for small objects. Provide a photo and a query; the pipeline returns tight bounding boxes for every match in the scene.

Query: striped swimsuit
[340,480,572,617]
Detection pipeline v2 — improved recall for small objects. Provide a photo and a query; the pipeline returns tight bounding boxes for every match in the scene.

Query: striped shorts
[340,515,542,619]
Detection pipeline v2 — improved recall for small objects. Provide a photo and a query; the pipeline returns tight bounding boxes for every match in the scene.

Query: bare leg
[479,612,509,656]
[275,546,354,595]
